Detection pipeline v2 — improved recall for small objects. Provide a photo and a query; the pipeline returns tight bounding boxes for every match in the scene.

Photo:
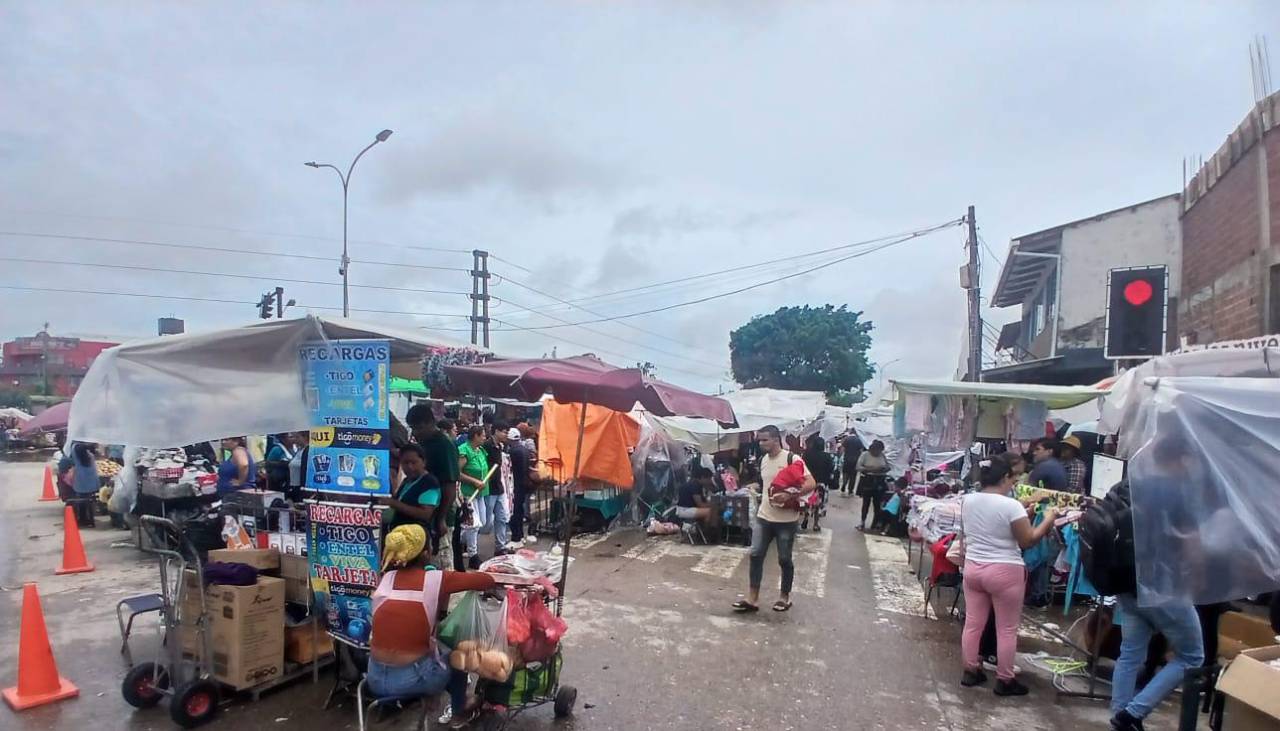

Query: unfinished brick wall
[1180,135,1270,343]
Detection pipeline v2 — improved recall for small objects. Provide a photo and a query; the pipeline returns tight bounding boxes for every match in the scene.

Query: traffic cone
[38,466,58,502]
[2,583,79,710]
[54,506,93,576]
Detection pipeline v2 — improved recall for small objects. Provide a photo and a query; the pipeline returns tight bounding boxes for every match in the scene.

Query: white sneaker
[524,535,539,544]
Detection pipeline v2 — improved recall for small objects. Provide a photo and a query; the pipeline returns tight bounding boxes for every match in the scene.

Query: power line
[0,231,469,274]
[491,221,963,332]
[493,294,726,375]
[1,208,473,255]
[490,217,964,318]
[491,318,726,383]
[0,255,474,298]
[0,284,472,322]
[491,275,728,365]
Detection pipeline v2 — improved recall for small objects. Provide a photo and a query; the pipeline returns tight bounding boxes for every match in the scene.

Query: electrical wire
[1,208,473,254]
[493,294,727,375]
[0,255,474,298]
[0,284,472,322]
[490,221,963,332]
[490,217,963,318]
[491,318,726,383]
[490,276,729,367]
[0,231,469,273]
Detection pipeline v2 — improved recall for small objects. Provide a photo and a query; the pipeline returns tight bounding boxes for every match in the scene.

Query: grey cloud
[611,205,795,238]
[378,114,631,204]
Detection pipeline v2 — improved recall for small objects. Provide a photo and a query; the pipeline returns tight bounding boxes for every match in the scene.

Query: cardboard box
[207,548,280,572]
[285,620,334,665]
[1218,645,1280,731]
[1219,611,1278,661]
[278,553,312,605]
[266,532,283,552]
[178,573,286,690]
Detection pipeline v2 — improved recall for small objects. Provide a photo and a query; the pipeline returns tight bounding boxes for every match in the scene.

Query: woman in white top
[958,453,1057,697]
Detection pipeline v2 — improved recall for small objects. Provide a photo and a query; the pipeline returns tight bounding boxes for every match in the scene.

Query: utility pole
[40,322,50,396]
[965,205,983,382]
[470,250,491,348]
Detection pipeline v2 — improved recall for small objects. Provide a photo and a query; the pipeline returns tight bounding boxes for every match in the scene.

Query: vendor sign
[307,502,381,646]
[300,339,392,496]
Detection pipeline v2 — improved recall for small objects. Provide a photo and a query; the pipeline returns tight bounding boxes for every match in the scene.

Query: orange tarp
[537,399,641,488]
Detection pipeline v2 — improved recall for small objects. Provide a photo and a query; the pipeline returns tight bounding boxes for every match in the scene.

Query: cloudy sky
[1,1,1276,393]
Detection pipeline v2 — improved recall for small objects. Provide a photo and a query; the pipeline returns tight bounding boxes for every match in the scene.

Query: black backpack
[1078,479,1137,596]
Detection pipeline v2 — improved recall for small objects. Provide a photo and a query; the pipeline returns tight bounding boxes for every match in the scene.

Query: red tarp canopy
[18,402,71,437]
[444,355,737,426]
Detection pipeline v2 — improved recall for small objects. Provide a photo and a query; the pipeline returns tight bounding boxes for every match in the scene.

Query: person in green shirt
[457,425,490,566]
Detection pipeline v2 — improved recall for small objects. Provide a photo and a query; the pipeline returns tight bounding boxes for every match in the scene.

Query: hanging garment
[904,393,931,432]
[1009,400,1048,440]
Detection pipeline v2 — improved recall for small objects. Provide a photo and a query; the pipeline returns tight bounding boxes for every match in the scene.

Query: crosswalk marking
[621,527,831,597]
[864,534,926,615]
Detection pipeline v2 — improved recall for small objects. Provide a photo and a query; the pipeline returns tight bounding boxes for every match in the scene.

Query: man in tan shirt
[732,425,815,613]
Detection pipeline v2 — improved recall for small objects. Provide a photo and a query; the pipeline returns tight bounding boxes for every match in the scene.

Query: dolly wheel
[554,685,577,718]
[170,679,220,728]
[122,662,169,709]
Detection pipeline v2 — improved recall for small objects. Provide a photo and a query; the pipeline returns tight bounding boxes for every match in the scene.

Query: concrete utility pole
[966,205,983,382]
[469,250,491,348]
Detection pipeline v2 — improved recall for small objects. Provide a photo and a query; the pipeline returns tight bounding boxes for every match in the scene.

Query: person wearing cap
[506,426,537,546]
[368,524,496,728]
[1059,435,1088,494]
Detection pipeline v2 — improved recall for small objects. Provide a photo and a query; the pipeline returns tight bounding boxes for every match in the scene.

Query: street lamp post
[306,129,393,317]
[875,357,903,393]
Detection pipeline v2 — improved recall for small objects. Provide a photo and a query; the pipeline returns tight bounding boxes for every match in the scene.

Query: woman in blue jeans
[1109,594,1204,730]
[368,525,496,728]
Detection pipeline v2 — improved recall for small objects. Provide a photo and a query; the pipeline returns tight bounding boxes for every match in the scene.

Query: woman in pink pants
[958,454,1057,696]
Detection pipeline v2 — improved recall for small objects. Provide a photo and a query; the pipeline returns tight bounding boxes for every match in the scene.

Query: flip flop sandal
[731,600,759,613]
[772,600,792,612]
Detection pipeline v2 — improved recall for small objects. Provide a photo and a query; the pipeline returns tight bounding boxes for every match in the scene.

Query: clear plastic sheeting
[631,414,691,513]
[68,315,472,448]
[1127,376,1280,606]
[1098,347,1279,450]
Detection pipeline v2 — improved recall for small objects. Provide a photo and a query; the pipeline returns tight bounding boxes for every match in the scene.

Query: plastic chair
[116,593,165,665]
[356,676,431,731]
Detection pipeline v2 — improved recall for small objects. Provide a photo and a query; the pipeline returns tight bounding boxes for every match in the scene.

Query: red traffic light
[1123,279,1153,306]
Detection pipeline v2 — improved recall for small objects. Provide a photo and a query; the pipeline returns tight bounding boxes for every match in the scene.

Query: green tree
[729,305,873,394]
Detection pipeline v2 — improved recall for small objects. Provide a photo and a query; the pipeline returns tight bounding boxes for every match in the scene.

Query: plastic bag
[439,591,513,682]
[506,590,532,645]
[519,595,568,663]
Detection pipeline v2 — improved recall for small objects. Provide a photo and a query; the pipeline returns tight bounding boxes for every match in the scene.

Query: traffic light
[1104,266,1167,359]
[257,290,276,320]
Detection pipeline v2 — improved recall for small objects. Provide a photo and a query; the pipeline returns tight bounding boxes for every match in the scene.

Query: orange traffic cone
[2,583,79,710]
[38,465,58,502]
[55,506,93,576]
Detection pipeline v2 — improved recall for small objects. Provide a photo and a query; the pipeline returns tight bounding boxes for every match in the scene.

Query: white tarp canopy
[0,407,32,423]
[891,378,1107,410]
[68,315,477,448]
[643,387,827,453]
[1098,347,1280,444]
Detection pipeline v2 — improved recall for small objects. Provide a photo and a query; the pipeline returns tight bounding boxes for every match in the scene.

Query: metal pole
[341,179,349,317]
[555,397,590,616]
[478,251,491,349]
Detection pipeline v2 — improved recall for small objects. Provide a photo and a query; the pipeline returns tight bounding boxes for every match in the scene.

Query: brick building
[1180,91,1280,345]
[0,331,117,397]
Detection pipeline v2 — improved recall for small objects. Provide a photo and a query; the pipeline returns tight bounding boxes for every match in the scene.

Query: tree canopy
[729,305,873,394]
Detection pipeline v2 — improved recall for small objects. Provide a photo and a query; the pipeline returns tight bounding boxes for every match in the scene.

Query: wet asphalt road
[0,458,1182,730]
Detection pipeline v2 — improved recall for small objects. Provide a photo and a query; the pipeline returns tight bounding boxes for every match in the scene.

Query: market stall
[442,354,737,610]
[64,315,480,727]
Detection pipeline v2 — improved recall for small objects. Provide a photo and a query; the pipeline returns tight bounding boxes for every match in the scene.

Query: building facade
[0,331,117,397]
[1180,91,1280,345]
[986,194,1182,385]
